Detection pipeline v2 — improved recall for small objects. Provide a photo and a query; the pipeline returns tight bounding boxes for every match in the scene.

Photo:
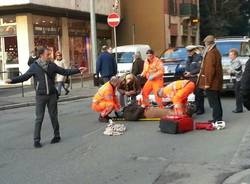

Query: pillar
[16,13,34,85]
[61,17,70,68]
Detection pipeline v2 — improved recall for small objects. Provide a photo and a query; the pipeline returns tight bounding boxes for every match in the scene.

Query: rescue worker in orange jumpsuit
[140,49,164,107]
[92,76,121,122]
[157,80,195,115]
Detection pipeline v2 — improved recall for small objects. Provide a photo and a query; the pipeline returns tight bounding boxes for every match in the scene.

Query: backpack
[123,103,145,121]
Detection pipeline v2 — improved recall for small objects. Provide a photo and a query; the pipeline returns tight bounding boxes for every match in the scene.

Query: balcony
[180,3,197,17]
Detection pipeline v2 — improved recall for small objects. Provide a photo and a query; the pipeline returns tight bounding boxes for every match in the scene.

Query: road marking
[81,127,103,139]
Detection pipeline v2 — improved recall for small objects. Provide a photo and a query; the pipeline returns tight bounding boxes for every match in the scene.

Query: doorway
[0,36,19,81]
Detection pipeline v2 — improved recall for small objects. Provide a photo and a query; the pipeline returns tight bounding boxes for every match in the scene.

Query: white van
[113,44,151,76]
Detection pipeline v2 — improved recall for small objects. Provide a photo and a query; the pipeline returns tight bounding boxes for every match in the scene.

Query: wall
[0,0,115,15]
[117,0,165,56]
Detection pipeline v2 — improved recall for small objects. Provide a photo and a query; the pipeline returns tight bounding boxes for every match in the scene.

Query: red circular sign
[107,13,120,28]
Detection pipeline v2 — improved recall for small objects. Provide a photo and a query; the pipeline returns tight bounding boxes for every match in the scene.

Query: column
[61,17,70,68]
[16,13,34,85]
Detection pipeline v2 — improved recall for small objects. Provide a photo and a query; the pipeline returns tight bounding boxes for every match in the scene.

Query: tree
[200,0,250,39]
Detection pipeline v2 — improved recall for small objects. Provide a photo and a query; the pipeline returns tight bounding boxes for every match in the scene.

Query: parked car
[215,37,250,91]
[112,44,151,76]
[160,47,188,82]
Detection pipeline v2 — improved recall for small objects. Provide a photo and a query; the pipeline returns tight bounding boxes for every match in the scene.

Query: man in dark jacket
[5,47,87,148]
[132,51,146,87]
[132,51,144,76]
[96,45,117,82]
[28,49,38,66]
[184,45,204,115]
[197,35,223,123]
[241,57,250,110]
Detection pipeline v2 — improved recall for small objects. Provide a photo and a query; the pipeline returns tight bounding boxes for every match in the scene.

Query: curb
[0,95,92,111]
[222,169,250,184]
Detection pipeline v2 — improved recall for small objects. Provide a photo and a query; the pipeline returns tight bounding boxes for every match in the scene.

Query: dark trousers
[34,94,60,142]
[56,81,69,95]
[235,81,243,111]
[206,90,223,122]
[195,87,205,113]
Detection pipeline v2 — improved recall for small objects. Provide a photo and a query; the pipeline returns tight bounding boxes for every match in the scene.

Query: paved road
[0,97,250,184]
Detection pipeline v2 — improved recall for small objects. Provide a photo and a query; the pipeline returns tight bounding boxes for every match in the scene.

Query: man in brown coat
[197,35,223,122]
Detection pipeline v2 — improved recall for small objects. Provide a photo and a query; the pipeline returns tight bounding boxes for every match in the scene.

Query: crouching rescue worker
[92,76,121,122]
[118,73,141,107]
[157,80,195,115]
[141,49,164,108]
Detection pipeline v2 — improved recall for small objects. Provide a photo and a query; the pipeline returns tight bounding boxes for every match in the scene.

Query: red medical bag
[159,115,194,134]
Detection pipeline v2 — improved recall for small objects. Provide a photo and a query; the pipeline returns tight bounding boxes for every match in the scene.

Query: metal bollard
[19,72,24,97]
[81,74,83,88]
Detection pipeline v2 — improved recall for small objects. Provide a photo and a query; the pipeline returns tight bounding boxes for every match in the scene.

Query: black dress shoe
[232,110,243,113]
[50,137,61,144]
[34,141,42,148]
[65,90,69,95]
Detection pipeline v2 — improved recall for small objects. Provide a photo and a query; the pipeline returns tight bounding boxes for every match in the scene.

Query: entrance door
[0,36,19,81]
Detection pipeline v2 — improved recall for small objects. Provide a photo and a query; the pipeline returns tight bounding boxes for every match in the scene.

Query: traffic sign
[107,13,120,28]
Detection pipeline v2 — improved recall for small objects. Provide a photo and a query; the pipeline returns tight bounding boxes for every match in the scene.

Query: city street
[0,97,250,184]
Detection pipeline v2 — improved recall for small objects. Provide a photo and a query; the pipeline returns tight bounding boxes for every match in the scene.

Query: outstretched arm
[6,68,34,84]
[54,63,87,76]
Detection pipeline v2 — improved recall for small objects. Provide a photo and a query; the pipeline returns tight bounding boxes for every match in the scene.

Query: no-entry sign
[107,13,120,28]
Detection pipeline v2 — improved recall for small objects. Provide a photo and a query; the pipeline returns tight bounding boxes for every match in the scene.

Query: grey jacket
[229,58,242,82]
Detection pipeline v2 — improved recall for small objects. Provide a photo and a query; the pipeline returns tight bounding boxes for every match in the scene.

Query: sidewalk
[0,80,98,111]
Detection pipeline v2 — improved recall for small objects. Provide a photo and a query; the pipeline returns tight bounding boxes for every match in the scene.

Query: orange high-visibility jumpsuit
[162,80,195,114]
[92,82,120,117]
[141,56,164,107]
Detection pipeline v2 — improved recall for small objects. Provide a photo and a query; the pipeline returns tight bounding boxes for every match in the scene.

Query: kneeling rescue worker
[157,80,195,115]
[92,76,121,122]
[141,49,164,108]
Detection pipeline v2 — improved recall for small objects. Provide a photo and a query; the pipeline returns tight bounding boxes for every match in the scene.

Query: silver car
[215,37,250,91]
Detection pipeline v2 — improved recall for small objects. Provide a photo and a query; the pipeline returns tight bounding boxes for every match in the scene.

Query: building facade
[0,0,115,85]
[117,0,199,55]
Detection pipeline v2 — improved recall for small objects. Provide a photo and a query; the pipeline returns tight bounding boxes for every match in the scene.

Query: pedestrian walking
[241,56,250,110]
[140,49,164,108]
[228,48,243,113]
[197,35,223,123]
[184,45,205,115]
[27,49,38,66]
[54,51,70,96]
[96,45,117,83]
[5,47,87,148]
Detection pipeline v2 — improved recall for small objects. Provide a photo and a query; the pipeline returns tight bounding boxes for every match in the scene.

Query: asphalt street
[0,97,250,184]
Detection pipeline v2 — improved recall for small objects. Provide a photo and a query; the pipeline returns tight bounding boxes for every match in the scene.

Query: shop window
[2,15,16,24]
[68,19,90,71]
[4,36,18,64]
[33,15,61,59]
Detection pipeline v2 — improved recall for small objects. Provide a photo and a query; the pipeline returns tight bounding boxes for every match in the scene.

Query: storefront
[0,14,112,84]
[0,15,19,80]
[68,19,90,72]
